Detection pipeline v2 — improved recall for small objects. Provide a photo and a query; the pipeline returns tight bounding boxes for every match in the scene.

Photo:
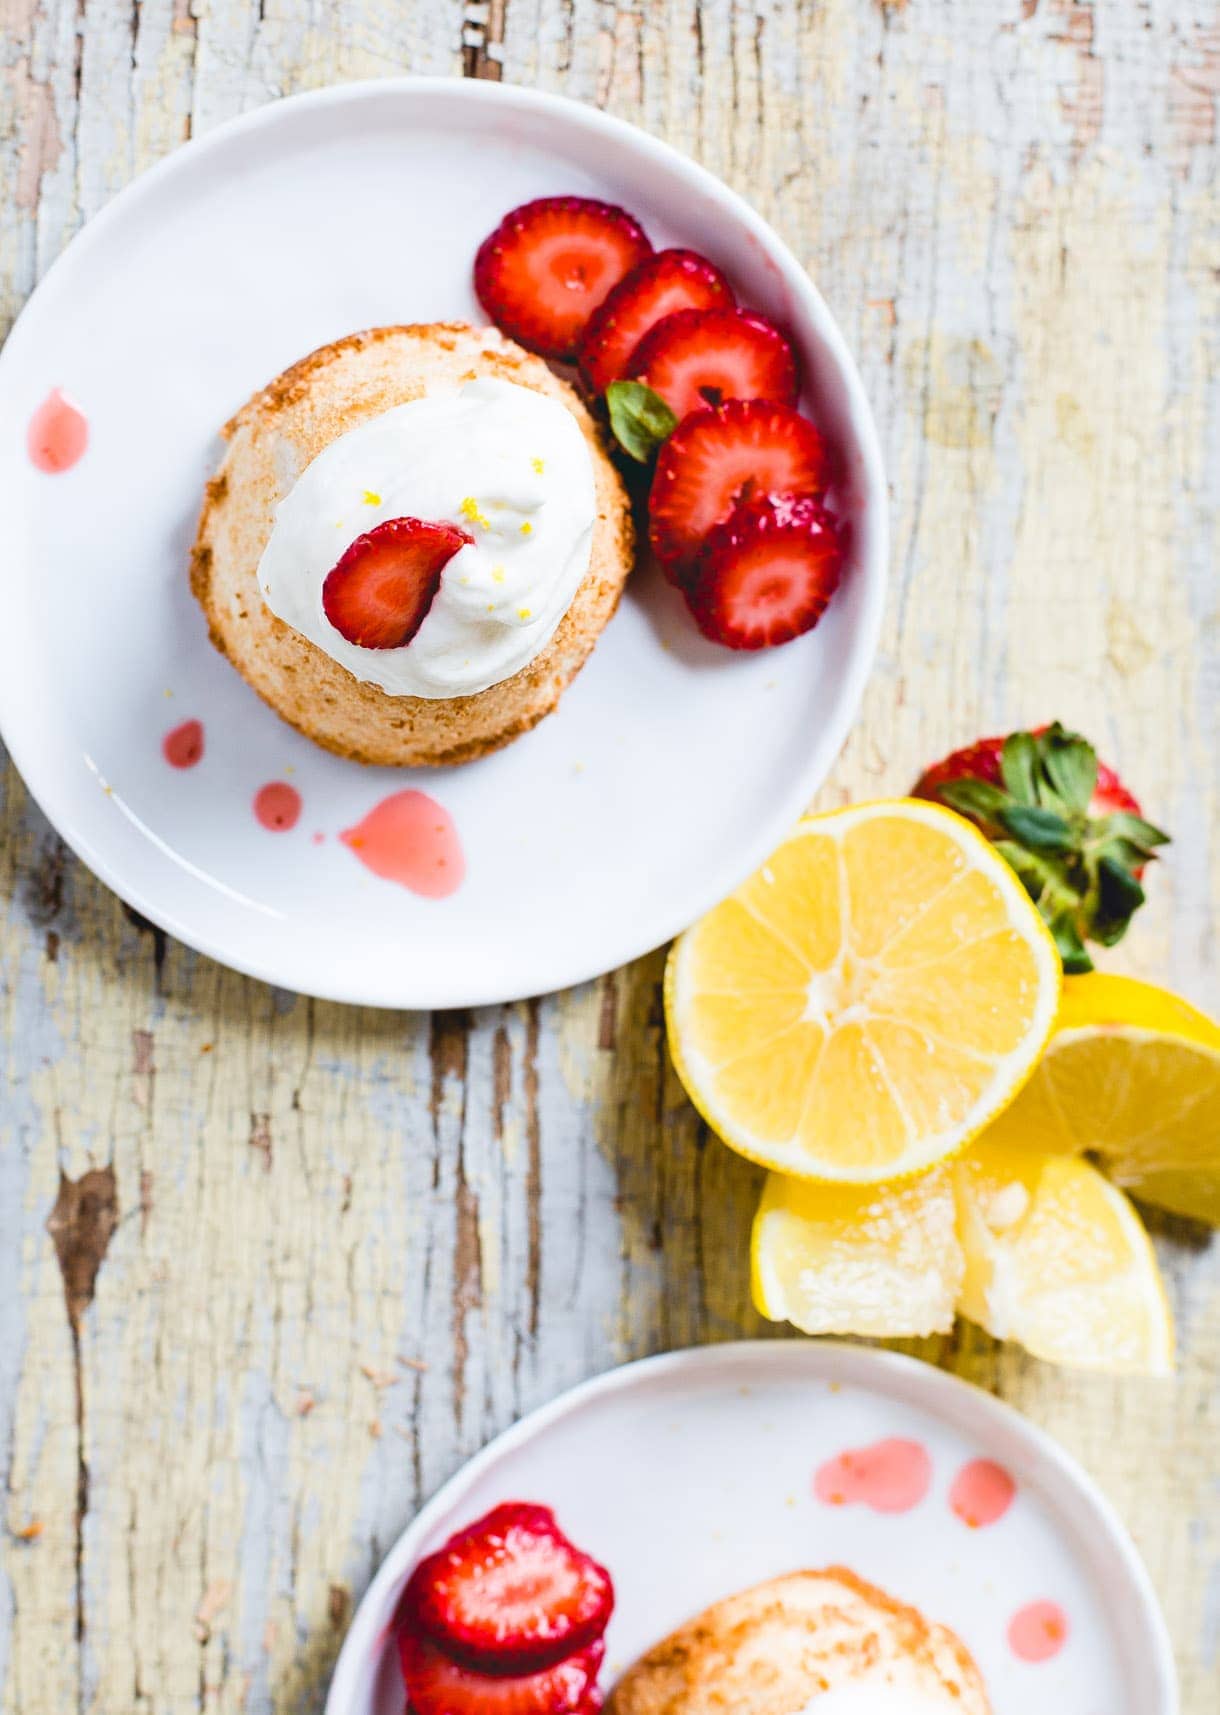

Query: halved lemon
[955,1140,1174,1375]
[666,800,1061,1182]
[982,973,1220,1223]
[751,1167,962,1336]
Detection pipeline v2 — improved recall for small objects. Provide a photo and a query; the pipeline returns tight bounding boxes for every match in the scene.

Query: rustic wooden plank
[0,2,1217,1713]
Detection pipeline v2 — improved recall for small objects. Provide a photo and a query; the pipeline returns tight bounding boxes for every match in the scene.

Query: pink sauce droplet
[311,831,325,845]
[1008,1600,1068,1663]
[340,789,464,898]
[162,718,204,769]
[254,782,302,831]
[813,1438,931,1514]
[949,1458,1016,1529]
[28,388,89,473]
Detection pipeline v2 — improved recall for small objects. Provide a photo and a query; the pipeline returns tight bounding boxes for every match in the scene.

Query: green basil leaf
[605,380,677,464]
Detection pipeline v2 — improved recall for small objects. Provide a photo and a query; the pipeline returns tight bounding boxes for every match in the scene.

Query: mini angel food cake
[605,1570,990,1715]
[191,324,634,766]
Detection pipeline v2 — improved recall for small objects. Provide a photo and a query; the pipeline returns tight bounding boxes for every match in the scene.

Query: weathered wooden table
[2,2,1217,1710]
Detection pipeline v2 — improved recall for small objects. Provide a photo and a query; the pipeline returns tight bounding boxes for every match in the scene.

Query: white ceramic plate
[0,79,886,1008]
[326,1343,1176,1715]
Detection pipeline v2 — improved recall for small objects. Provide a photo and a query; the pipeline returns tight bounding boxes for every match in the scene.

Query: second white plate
[326,1342,1176,1715]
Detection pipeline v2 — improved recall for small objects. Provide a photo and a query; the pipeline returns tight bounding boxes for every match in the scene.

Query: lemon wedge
[751,1167,962,1336]
[954,1140,1174,1375]
[666,800,1061,1183]
[982,972,1220,1223]
[752,1139,1173,1372]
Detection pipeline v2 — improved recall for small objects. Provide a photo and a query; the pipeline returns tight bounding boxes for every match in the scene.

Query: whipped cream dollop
[258,378,597,699]
[793,1687,952,1713]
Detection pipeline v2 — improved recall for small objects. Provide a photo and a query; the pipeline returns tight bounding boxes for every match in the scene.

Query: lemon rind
[1056,971,1220,1048]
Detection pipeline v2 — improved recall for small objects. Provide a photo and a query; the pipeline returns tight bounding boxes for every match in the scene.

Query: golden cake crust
[190,323,634,767]
[604,1568,991,1714]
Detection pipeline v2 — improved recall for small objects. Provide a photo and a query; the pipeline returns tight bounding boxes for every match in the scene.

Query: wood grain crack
[452,1168,482,1423]
[24,835,66,927]
[46,1167,119,1678]
[463,0,506,80]
[46,1170,118,1375]
[120,901,167,983]
[597,974,618,1053]
[524,997,542,1338]
[249,1112,272,1171]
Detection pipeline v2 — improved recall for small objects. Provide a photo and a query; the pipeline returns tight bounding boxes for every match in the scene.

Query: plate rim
[324,1338,1178,1715]
[0,76,889,1008]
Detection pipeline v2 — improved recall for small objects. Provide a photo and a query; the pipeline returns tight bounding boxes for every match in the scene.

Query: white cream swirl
[792,1687,954,1713]
[257,378,597,699]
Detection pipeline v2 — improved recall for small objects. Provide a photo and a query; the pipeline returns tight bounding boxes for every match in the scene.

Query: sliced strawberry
[684,494,842,650]
[577,249,733,393]
[398,1631,603,1715]
[404,1502,613,1672]
[631,307,798,420]
[648,398,829,576]
[474,198,652,359]
[322,517,471,649]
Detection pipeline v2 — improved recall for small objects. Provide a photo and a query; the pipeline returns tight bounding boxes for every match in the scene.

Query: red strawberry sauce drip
[1008,1600,1068,1663]
[28,389,89,473]
[162,719,204,769]
[340,790,464,898]
[254,782,302,831]
[949,1458,1015,1528]
[813,1438,931,1514]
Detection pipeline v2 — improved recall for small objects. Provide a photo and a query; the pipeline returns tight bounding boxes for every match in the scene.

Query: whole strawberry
[914,722,1169,973]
